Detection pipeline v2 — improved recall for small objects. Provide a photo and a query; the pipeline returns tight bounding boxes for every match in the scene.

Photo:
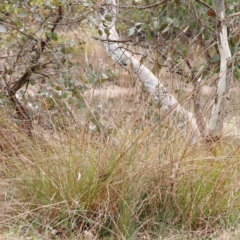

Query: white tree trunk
[96,0,200,141]
[207,0,232,139]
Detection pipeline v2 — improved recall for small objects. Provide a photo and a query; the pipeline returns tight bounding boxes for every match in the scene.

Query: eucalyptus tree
[0,0,239,142]
[0,0,92,133]
[96,0,240,142]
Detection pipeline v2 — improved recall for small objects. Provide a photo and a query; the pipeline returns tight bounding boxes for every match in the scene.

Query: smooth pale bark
[96,0,200,140]
[207,0,232,139]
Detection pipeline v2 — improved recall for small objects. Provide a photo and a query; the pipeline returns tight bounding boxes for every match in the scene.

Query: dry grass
[0,98,240,240]
[1,26,240,240]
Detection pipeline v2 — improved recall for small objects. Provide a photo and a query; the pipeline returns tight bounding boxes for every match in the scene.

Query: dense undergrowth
[1,106,240,240]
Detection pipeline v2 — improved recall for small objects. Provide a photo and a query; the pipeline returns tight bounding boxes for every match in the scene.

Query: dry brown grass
[0,98,240,239]
[1,26,240,240]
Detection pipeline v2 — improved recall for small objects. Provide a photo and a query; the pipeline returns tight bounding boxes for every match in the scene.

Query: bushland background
[0,0,240,239]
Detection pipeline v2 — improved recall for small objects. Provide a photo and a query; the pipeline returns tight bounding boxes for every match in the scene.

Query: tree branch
[96,0,201,142]
[195,0,215,13]
[3,6,63,134]
[119,0,168,10]
[227,12,240,19]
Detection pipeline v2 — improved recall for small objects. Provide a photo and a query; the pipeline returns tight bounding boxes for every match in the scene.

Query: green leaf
[166,18,173,24]
[162,26,170,34]
[104,28,110,36]
[68,97,75,105]
[160,23,168,31]
[128,27,135,37]
[18,11,27,18]
[45,32,58,41]
[91,119,101,131]
[204,32,210,40]
[146,31,153,41]
[105,14,112,22]
[45,1,52,7]
[61,92,68,99]
[102,20,108,27]
[45,32,52,40]
[83,1,89,6]
[33,14,41,22]
[61,45,68,54]
[55,86,61,91]
[173,19,180,28]
[210,54,220,63]
[52,32,58,41]
[199,27,205,34]
[98,29,103,36]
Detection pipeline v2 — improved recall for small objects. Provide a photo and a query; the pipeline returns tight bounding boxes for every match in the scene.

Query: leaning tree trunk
[207,0,232,140]
[95,0,200,142]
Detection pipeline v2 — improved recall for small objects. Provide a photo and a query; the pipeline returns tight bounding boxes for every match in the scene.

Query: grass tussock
[1,108,240,239]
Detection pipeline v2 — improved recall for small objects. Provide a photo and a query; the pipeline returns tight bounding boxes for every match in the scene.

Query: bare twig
[195,0,215,13]
[227,12,240,19]
[119,0,168,10]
